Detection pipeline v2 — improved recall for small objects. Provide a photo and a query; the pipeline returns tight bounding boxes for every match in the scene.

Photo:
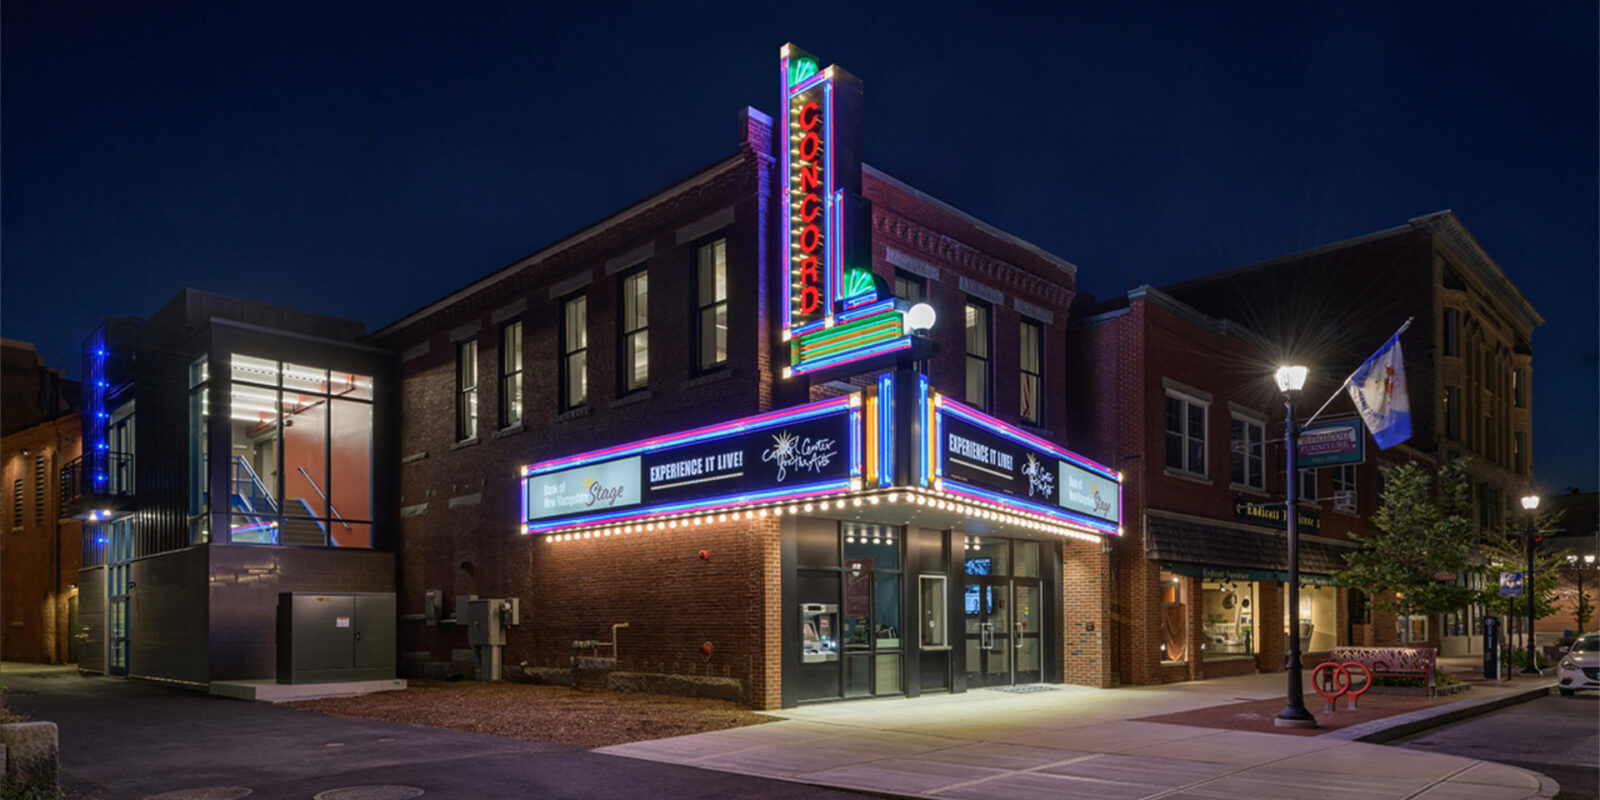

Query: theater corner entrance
[963,535,1044,687]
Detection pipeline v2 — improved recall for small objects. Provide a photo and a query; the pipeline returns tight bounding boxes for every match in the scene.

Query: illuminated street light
[1521,494,1541,675]
[1275,364,1316,729]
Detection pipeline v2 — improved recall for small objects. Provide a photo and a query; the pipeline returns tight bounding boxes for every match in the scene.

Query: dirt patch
[283,681,775,748]
[1134,690,1461,736]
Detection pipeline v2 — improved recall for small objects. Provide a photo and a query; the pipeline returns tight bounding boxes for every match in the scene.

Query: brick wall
[1061,538,1111,687]
[0,413,83,664]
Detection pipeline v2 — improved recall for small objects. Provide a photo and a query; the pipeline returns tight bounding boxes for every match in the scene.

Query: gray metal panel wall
[353,594,395,671]
[74,566,106,673]
[127,547,210,685]
[210,546,395,681]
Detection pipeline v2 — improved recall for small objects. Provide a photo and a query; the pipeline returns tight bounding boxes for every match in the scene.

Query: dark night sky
[3,2,1595,490]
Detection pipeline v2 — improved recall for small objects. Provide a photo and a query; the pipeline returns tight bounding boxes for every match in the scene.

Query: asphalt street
[1397,692,1599,800]
[0,664,859,800]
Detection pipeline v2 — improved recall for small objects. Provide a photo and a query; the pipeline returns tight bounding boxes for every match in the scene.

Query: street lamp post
[1520,494,1541,675]
[1274,365,1316,729]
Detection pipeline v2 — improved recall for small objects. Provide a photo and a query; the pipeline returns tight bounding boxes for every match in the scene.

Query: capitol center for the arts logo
[763,429,837,482]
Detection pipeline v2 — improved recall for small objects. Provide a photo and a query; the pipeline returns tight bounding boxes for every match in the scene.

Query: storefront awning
[1147,511,1354,581]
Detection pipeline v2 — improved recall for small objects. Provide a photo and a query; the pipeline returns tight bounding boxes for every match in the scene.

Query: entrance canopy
[520,371,1120,542]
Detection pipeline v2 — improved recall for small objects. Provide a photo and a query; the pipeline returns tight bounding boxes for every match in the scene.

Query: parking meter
[1483,616,1500,680]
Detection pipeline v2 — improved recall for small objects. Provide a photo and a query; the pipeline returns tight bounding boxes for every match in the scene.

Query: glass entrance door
[1014,581,1042,683]
[107,519,133,677]
[965,579,1012,686]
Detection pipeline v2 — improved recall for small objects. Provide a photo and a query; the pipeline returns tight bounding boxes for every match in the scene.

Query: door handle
[1015,622,1024,648]
[354,631,362,642]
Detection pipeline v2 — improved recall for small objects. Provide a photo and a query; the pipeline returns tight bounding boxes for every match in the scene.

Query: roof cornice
[1408,210,1545,333]
[862,164,1077,277]
[370,152,748,341]
[1128,284,1271,353]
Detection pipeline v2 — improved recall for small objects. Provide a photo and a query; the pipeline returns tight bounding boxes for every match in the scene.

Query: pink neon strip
[940,398,1119,479]
[526,395,852,475]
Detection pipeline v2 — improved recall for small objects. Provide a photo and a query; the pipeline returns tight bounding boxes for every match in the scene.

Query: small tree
[1475,525,1566,656]
[1334,458,1478,644]
[1558,556,1597,633]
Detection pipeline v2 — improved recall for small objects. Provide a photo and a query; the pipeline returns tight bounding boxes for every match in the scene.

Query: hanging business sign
[1233,497,1321,534]
[522,396,862,533]
[1499,571,1524,598]
[1166,564,1338,586]
[779,44,908,378]
[934,397,1121,534]
[1298,419,1365,467]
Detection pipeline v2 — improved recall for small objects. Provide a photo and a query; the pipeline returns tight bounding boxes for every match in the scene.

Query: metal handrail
[296,466,352,531]
[230,456,278,516]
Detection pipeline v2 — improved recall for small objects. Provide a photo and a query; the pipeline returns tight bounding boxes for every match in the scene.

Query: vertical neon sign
[779,44,872,348]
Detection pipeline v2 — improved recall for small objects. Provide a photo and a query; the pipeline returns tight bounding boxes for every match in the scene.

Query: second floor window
[1164,393,1206,476]
[1444,385,1461,440]
[620,269,649,392]
[1443,307,1460,357]
[1299,467,1318,502]
[1332,464,1356,510]
[894,270,925,303]
[696,238,727,371]
[965,301,990,410]
[456,340,478,441]
[562,294,588,409]
[499,321,523,428]
[1230,416,1265,489]
[1019,320,1042,424]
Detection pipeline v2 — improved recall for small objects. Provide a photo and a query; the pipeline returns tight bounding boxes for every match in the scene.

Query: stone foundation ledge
[1,721,58,794]
[509,664,744,702]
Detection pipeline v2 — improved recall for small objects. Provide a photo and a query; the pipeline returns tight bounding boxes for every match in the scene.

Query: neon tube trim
[939,399,1119,480]
[849,409,862,477]
[788,337,912,377]
[796,321,901,357]
[523,479,853,534]
[837,298,895,324]
[943,481,1120,536]
[525,394,853,476]
[878,372,893,486]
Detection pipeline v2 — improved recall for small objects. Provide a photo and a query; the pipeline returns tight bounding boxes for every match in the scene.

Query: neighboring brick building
[1066,287,1406,686]
[1156,211,1542,658]
[1,340,82,663]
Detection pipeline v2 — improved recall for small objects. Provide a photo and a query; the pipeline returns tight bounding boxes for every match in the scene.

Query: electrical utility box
[277,592,396,684]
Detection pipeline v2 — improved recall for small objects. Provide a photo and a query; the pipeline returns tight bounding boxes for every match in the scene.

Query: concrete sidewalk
[600,672,1560,799]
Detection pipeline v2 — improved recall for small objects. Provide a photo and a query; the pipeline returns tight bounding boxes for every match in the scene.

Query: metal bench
[1328,646,1437,697]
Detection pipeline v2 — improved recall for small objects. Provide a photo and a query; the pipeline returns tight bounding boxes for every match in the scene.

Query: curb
[1323,682,1556,744]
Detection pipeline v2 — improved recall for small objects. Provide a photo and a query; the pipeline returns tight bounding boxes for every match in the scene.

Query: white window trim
[1228,411,1267,493]
[1164,389,1210,479]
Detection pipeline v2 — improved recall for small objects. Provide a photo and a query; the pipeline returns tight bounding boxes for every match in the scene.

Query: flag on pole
[1347,334,1412,449]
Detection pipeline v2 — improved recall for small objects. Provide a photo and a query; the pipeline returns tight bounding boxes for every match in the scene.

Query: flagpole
[1301,317,1413,429]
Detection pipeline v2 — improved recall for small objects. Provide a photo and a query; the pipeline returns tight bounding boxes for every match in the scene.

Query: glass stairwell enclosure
[211,354,374,548]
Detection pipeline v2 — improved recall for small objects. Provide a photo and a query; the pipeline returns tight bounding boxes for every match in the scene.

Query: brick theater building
[369,45,1121,707]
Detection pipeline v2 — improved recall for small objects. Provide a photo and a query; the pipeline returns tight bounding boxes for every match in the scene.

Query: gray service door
[353,594,395,677]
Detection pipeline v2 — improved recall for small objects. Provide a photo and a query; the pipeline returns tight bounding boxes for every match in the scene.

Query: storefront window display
[1160,570,1187,662]
[1282,583,1338,653]
[1201,580,1257,656]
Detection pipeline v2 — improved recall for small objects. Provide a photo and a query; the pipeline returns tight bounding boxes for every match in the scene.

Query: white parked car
[1556,632,1599,696]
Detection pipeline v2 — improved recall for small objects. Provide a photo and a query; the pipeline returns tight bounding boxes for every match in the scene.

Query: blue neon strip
[527,395,853,476]
[849,409,862,477]
[835,300,895,325]
[524,479,853,534]
[780,57,792,335]
[824,81,837,315]
[790,318,830,338]
[940,399,1119,480]
[918,375,930,487]
[944,481,1120,535]
[878,373,893,487]
[789,337,912,376]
